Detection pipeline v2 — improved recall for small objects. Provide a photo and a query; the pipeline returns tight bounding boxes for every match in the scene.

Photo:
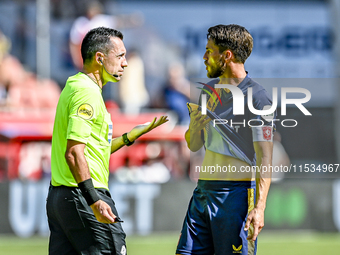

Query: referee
[47,27,168,255]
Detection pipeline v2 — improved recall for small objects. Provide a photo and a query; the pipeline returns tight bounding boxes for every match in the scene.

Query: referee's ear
[95,52,104,66]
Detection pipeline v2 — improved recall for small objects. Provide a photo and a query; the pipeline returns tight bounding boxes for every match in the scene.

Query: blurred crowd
[0,30,60,110]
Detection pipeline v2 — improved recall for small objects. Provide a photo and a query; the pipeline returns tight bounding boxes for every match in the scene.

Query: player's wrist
[189,127,202,138]
[189,125,198,134]
[254,203,266,211]
[78,178,100,206]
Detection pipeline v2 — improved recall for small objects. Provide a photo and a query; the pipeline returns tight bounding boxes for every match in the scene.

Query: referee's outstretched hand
[90,200,117,224]
[128,115,169,141]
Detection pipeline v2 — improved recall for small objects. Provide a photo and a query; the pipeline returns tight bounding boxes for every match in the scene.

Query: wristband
[122,133,134,146]
[78,179,100,206]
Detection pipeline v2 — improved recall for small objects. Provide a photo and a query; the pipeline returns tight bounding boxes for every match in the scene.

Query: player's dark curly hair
[81,27,123,64]
[207,24,253,63]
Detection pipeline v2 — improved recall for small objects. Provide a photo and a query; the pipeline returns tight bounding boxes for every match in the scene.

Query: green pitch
[1,231,340,255]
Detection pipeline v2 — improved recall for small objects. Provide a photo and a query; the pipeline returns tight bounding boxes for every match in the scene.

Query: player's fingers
[202,117,211,126]
[193,111,203,121]
[251,224,259,241]
[198,113,207,120]
[244,216,252,231]
[190,109,199,118]
[196,116,207,126]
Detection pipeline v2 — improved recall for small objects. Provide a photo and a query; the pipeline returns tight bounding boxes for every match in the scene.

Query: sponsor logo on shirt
[77,103,94,120]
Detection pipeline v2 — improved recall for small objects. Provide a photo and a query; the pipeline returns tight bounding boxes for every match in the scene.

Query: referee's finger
[107,207,116,221]
[102,209,115,223]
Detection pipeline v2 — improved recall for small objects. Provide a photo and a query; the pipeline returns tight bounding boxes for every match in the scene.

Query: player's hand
[90,200,118,224]
[244,207,265,241]
[128,116,169,141]
[187,103,211,134]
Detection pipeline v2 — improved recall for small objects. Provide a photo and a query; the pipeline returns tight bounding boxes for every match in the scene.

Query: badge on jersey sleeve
[77,104,94,120]
[262,126,272,141]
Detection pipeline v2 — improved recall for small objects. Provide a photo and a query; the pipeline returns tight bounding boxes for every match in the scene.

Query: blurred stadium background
[1,0,340,254]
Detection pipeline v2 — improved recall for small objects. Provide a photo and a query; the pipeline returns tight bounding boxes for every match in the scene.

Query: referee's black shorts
[46,185,127,255]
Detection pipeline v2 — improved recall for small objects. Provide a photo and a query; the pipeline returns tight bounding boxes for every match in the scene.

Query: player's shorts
[46,185,127,255]
[176,180,256,255]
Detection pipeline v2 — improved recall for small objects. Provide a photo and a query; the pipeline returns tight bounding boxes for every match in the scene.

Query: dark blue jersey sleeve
[250,88,277,130]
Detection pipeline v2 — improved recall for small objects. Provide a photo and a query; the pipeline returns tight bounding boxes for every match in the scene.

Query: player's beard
[207,56,227,78]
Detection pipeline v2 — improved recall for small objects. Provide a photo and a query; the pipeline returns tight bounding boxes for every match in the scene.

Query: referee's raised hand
[128,115,169,141]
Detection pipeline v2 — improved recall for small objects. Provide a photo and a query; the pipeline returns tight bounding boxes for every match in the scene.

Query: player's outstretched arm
[244,141,273,241]
[111,116,168,154]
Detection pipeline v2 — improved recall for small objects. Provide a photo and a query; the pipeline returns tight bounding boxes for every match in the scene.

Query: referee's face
[203,39,225,78]
[103,37,128,81]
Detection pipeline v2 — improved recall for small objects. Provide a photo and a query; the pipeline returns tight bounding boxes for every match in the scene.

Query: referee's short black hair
[207,24,253,64]
[81,27,123,64]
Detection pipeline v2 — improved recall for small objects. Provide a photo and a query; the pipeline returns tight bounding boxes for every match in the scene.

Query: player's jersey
[200,75,275,165]
[51,72,113,190]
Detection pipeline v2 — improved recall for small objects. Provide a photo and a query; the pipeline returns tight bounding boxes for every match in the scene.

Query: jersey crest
[262,126,272,140]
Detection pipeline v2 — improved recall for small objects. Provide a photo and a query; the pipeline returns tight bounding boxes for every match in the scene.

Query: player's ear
[223,50,233,62]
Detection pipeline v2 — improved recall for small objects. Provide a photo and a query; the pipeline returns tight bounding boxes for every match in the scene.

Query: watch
[122,133,134,146]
